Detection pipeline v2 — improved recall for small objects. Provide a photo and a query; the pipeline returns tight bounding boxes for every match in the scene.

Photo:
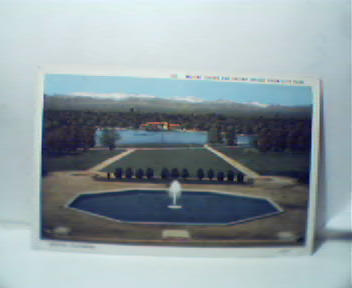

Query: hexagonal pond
[68,188,283,225]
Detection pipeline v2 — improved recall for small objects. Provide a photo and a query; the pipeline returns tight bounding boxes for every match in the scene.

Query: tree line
[43,109,312,153]
[107,167,247,184]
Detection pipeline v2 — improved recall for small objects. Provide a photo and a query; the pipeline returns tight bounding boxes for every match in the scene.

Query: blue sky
[45,74,312,106]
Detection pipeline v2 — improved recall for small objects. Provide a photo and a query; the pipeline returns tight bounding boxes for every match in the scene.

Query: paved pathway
[88,149,136,172]
[204,145,260,178]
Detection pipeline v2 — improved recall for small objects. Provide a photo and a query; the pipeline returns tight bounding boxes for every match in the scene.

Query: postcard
[33,69,320,256]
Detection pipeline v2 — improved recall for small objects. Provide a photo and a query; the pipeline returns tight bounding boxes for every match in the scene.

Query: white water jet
[168,180,182,209]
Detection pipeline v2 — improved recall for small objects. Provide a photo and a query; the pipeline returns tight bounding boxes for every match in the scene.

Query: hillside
[44,94,312,119]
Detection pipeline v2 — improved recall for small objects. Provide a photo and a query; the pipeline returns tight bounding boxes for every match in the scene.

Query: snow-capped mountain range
[68,92,270,107]
[44,92,311,118]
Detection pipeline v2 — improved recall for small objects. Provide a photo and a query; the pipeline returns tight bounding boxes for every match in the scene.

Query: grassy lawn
[44,149,125,172]
[117,143,204,148]
[102,148,236,177]
[216,147,310,179]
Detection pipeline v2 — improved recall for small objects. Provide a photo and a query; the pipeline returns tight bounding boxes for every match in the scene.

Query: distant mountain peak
[172,96,204,103]
[65,92,272,108]
[69,92,157,100]
[244,102,270,108]
[45,93,311,119]
[215,99,235,104]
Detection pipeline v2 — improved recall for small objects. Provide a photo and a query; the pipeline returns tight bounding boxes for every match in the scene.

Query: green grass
[102,148,235,177]
[216,147,310,179]
[44,149,125,172]
[117,143,204,148]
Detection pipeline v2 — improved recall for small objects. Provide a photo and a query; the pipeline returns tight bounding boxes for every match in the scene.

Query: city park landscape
[40,74,313,247]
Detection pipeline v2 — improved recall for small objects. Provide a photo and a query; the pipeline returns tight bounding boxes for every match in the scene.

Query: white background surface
[0,210,350,288]
[0,0,350,287]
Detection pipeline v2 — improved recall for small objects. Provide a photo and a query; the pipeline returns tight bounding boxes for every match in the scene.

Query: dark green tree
[146,168,154,180]
[217,171,225,182]
[227,170,235,182]
[161,168,170,180]
[216,125,223,143]
[101,128,120,150]
[114,167,123,178]
[125,167,133,179]
[208,125,222,144]
[257,131,272,152]
[237,172,244,184]
[207,169,215,180]
[225,126,236,146]
[181,168,189,180]
[197,168,205,181]
[171,168,180,179]
[286,131,298,152]
[136,168,144,179]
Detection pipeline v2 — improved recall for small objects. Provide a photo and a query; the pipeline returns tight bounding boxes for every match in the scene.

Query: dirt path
[204,144,260,178]
[132,147,204,150]
[88,149,136,172]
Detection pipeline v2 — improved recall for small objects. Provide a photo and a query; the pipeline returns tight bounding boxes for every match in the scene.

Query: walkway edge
[88,149,136,172]
[204,145,260,178]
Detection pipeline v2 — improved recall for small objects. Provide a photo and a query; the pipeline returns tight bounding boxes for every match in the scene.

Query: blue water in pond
[236,135,258,147]
[95,129,208,146]
[69,190,280,225]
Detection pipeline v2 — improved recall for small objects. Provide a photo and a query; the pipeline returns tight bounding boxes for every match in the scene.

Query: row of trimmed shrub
[107,167,246,183]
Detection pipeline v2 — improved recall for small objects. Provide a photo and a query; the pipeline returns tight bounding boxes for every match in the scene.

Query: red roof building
[141,122,181,130]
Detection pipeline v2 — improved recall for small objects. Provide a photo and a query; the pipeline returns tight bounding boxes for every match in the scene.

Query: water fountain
[168,180,182,209]
[71,189,282,225]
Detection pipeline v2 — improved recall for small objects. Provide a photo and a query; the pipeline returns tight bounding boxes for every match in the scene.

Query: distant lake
[236,135,258,146]
[95,129,208,146]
